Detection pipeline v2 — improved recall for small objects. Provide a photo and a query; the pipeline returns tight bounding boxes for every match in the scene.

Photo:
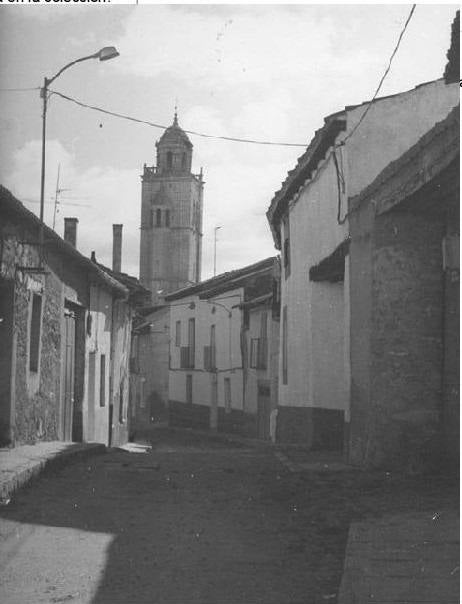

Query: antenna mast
[52,164,61,230]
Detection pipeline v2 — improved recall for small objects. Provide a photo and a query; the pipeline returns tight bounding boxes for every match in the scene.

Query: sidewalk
[0,441,106,503]
[338,509,459,604]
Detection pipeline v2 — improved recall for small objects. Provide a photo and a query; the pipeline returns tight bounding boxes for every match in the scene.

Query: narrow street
[0,428,457,604]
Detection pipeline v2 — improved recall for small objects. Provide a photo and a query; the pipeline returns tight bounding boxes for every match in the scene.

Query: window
[224,378,231,413]
[182,153,186,170]
[167,151,173,169]
[175,320,181,347]
[188,318,195,368]
[99,354,106,407]
[282,306,288,385]
[250,339,259,369]
[283,216,291,278]
[165,210,170,227]
[88,351,96,408]
[186,374,193,405]
[29,294,42,372]
[210,324,216,364]
[259,311,268,369]
[210,325,216,360]
[156,209,162,227]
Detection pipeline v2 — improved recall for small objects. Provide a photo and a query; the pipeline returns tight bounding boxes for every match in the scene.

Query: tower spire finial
[173,98,179,126]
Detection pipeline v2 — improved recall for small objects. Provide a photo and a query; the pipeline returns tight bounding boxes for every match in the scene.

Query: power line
[1,4,416,154]
[50,89,308,148]
[338,4,417,147]
[0,86,40,92]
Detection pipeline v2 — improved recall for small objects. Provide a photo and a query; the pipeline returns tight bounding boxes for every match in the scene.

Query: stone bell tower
[139,111,204,301]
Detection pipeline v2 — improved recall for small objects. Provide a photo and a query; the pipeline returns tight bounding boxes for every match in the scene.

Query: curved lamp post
[39,46,119,262]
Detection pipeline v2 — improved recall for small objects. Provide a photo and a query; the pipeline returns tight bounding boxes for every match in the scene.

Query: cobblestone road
[0,428,457,604]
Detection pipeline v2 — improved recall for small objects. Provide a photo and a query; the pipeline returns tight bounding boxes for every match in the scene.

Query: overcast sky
[0,3,457,279]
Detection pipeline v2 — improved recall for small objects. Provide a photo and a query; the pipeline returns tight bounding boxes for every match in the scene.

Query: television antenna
[52,164,73,230]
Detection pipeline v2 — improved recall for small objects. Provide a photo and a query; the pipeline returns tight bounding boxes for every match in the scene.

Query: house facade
[0,187,138,448]
[266,78,459,452]
[130,305,170,434]
[165,257,279,437]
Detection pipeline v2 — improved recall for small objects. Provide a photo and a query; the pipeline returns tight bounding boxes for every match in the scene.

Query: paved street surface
[0,428,458,604]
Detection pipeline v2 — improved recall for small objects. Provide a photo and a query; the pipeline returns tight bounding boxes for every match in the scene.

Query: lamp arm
[46,52,99,86]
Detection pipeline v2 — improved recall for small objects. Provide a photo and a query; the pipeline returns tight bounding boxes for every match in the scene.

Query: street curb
[0,443,106,503]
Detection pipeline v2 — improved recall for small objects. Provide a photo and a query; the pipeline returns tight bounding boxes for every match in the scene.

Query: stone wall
[350,205,446,469]
[2,228,62,444]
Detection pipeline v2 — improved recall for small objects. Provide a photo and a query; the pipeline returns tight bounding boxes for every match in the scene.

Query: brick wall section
[350,208,445,469]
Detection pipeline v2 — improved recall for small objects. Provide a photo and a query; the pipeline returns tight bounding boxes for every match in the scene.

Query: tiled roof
[164,257,276,301]
[266,79,444,248]
[349,105,459,216]
[0,186,128,297]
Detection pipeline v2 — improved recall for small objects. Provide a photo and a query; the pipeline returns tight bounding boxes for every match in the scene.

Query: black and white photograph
[0,2,459,603]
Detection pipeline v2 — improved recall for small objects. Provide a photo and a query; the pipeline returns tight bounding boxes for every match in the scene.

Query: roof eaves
[164,257,276,301]
[0,186,127,297]
[266,78,445,249]
[266,117,347,248]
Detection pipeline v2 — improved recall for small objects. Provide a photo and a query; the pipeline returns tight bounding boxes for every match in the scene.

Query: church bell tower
[139,112,204,301]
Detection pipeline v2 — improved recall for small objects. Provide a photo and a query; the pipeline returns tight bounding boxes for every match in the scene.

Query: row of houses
[132,25,459,471]
[0,187,149,448]
[1,14,458,473]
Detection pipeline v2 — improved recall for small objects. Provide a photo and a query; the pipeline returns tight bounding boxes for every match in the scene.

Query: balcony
[180,346,195,369]
[250,338,267,370]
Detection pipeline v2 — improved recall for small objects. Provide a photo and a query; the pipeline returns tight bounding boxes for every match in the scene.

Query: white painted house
[266,78,459,451]
[165,257,278,437]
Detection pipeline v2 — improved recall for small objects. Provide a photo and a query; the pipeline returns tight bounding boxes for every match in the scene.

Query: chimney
[112,224,123,272]
[64,217,78,248]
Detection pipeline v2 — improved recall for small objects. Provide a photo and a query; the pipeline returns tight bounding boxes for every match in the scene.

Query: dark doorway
[257,380,271,440]
[62,308,76,441]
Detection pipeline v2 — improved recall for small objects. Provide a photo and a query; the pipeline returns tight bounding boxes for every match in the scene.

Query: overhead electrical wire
[50,89,308,148]
[0,87,41,92]
[2,3,416,155]
[334,3,417,224]
[337,3,417,147]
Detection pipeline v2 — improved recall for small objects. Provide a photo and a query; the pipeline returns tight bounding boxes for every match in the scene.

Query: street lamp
[39,46,119,262]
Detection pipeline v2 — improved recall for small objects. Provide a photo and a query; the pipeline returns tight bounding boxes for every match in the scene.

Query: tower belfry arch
[139,112,204,302]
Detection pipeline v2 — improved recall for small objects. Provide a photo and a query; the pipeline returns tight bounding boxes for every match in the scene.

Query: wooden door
[63,309,76,441]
